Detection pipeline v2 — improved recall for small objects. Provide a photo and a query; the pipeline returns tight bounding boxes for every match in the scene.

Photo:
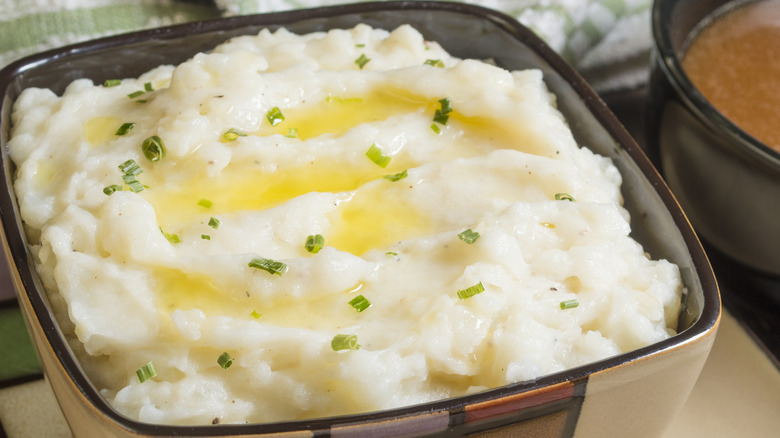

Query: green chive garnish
[433,97,453,125]
[217,352,233,369]
[383,169,408,182]
[161,229,179,244]
[285,128,298,138]
[103,79,121,87]
[555,193,575,201]
[424,59,445,68]
[208,217,220,229]
[249,257,287,276]
[201,234,211,240]
[430,123,442,134]
[144,82,154,92]
[136,362,156,382]
[222,128,247,141]
[122,173,144,193]
[331,334,360,351]
[305,234,325,254]
[103,184,123,196]
[458,229,480,244]
[365,143,391,168]
[118,159,142,176]
[560,299,579,309]
[250,310,262,319]
[115,122,135,136]
[198,198,213,208]
[348,295,371,312]
[354,54,371,69]
[457,282,485,300]
[141,136,165,162]
[266,106,285,126]
[127,90,145,99]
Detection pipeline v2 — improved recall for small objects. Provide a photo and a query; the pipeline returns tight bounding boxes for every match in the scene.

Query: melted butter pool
[262,88,433,141]
[155,265,363,328]
[138,87,503,312]
[83,116,121,146]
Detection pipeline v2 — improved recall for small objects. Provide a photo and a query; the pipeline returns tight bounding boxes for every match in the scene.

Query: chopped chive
[438,97,453,114]
[208,217,220,229]
[198,198,213,208]
[136,362,156,382]
[305,234,325,254]
[127,90,145,99]
[433,97,453,125]
[554,193,575,201]
[250,310,262,319]
[115,122,135,136]
[560,299,579,310]
[458,229,480,244]
[103,79,121,87]
[424,59,445,68]
[266,106,285,126]
[285,128,298,138]
[118,159,142,176]
[217,352,233,369]
[457,282,485,300]
[430,123,441,134]
[365,143,391,168]
[385,251,398,256]
[354,54,371,69]
[144,82,154,92]
[355,43,366,48]
[201,234,211,240]
[103,184,123,195]
[161,229,179,244]
[331,334,360,351]
[222,128,247,141]
[249,257,287,276]
[122,173,144,193]
[141,136,165,162]
[223,128,247,141]
[348,295,371,312]
[383,169,408,182]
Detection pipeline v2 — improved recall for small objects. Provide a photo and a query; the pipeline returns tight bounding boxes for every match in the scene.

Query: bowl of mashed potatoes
[648,0,780,276]
[0,1,719,437]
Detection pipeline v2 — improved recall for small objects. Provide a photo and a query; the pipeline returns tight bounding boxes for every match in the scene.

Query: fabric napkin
[0,0,653,92]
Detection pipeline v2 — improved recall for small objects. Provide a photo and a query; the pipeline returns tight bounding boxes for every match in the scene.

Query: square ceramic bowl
[0,2,719,437]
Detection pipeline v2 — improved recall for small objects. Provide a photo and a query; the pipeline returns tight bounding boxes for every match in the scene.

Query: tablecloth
[0,0,654,92]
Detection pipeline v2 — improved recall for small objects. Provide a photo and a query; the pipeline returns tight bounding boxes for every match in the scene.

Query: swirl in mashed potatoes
[8,24,682,425]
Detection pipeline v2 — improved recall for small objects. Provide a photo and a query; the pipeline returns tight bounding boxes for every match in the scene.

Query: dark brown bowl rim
[651,0,780,170]
[0,1,720,435]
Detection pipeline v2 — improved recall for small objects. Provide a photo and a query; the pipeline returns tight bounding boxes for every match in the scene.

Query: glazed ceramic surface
[0,2,719,437]
[647,0,780,276]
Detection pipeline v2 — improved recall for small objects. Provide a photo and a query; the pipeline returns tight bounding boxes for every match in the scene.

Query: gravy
[683,0,780,153]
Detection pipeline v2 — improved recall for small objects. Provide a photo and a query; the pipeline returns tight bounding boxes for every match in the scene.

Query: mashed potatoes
[8,24,682,425]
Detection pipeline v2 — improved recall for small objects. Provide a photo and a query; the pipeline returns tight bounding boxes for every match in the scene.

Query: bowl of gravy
[648,0,780,276]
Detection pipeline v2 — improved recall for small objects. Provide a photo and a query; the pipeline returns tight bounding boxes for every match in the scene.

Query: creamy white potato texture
[8,25,682,425]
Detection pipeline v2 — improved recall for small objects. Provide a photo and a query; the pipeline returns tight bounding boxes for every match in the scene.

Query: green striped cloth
[0,0,652,85]
[0,0,652,382]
